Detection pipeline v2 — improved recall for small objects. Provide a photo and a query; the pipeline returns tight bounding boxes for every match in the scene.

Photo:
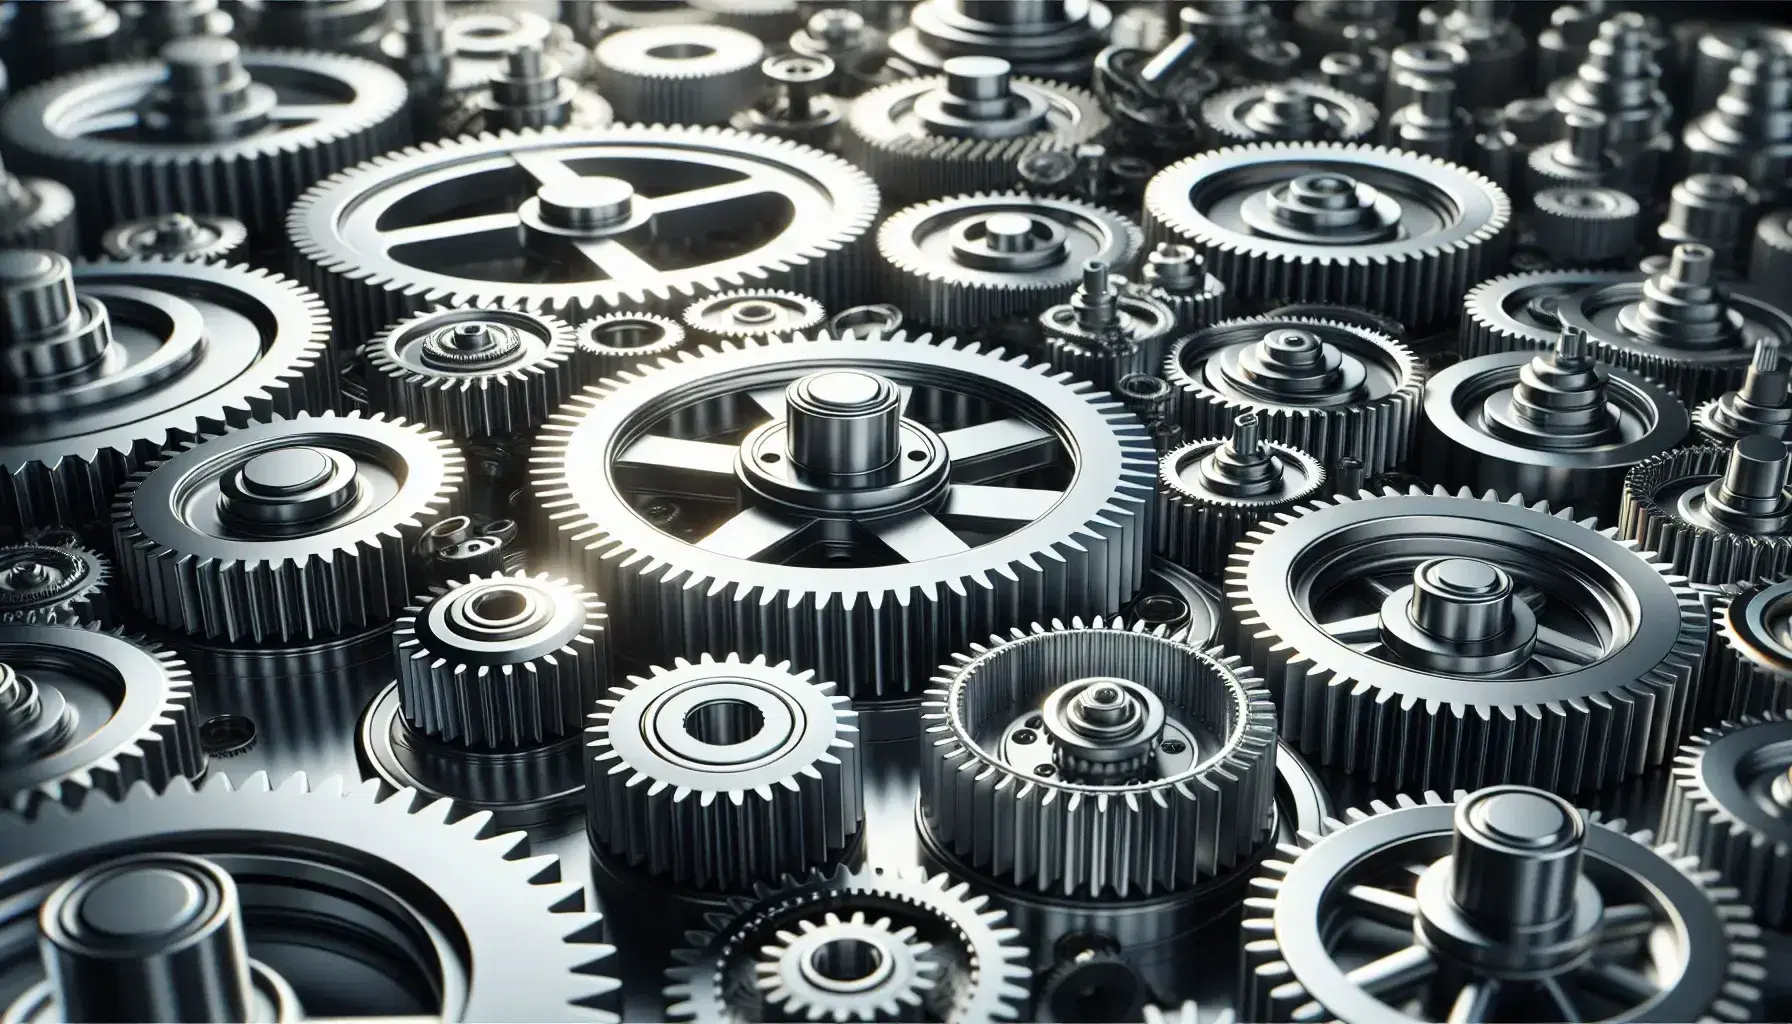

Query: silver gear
[442,43,613,136]
[1706,579,1792,722]
[593,24,765,125]
[110,411,467,643]
[1038,264,1178,393]
[0,542,110,626]
[1142,142,1512,331]
[681,289,826,344]
[1531,185,1642,265]
[876,192,1142,331]
[394,571,610,749]
[573,311,689,378]
[0,159,77,255]
[1225,487,1709,792]
[585,652,861,891]
[1156,416,1326,578]
[754,909,941,1021]
[0,623,203,816]
[1163,315,1425,478]
[1458,269,1638,357]
[363,305,582,440]
[530,334,1156,698]
[919,617,1278,898]
[1619,438,1792,587]
[96,212,248,263]
[288,125,881,343]
[1199,81,1378,145]
[1663,712,1792,929]
[1695,339,1792,447]
[424,6,592,94]
[1139,242,1228,332]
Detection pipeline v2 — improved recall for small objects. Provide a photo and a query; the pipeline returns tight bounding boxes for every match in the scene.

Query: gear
[1698,340,1792,448]
[593,24,765,125]
[1164,315,1425,478]
[1531,185,1642,266]
[241,0,391,59]
[1706,579,1792,721]
[730,52,846,150]
[665,866,1032,1023]
[1039,261,1177,393]
[425,6,592,94]
[681,289,826,344]
[110,411,467,643]
[1241,788,1765,1023]
[0,542,111,626]
[362,305,582,441]
[1749,208,1792,287]
[886,0,1111,82]
[1143,1003,1218,1024]
[0,253,335,535]
[754,908,941,1021]
[585,652,861,891]
[1684,50,1792,205]
[1658,174,1759,271]
[1139,242,1227,332]
[0,0,123,92]
[0,773,623,1021]
[0,38,408,245]
[573,311,689,378]
[1143,143,1512,331]
[1037,936,1148,1024]
[531,335,1156,698]
[687,0,801,40]
[876,192,1143,331]
[1526,110,1629,194]
[1553,15,1674,194]
[1156,414,1326,577]
[1664,712,1792,929]
[843,57,1107,204]
[919,617,1278,897]
[0,158,76,255]
[1619,437,1792,586]
[1458,269,1638,357]
[1200,81,1378,145]
[827,303,906,340]
[0,623,203,816]
[96,212,248,263]
[443,43,613,136]
[1225,487,1708,792]
[288,125,881,343]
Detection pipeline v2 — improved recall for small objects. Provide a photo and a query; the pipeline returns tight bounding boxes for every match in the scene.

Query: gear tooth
[1200,81,1377,145]
[1156,435,1327,576]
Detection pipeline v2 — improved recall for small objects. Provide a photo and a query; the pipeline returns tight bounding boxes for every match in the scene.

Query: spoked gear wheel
[0,542,111,626]
[1142,143,1511,331]
[1663,713,1792,929]
[1241,787,1765,1023]
[1458,270,1638,358]
[1618,438,1792,587]
[1224,488,1708,793]
[288,126,881,345]
[0,774,623,1021]
[531,335,1156,699]
[664,866,1031,1023]
[1706,579,1792,721]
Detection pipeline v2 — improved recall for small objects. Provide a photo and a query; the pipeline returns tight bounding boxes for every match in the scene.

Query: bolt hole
[1012,728,1037,744]
[1161,739,1186,755]
[200,715,257,758]
[761,452,781,463]
[684,698,765,745]
[907,450,926,462]
[648,42,717,60]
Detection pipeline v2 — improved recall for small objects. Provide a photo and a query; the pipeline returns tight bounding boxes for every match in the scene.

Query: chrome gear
[1619,438,1792,587]
[1458,269,1637,357]
[0,541,111,626]
[573,311,689,378]
[1663,712,1792,929]
[1156,414,1326,577]
[593,24,765,125]
[681,289,826,344]
[753,909,940,1021]
[1199,81,1378,145]
[1706,579,1792,721]
[96,212,248,263]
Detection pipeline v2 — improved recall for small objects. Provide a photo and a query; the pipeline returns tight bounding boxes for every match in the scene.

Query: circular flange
[1155,429,1326,577]
[681,289,825,344]
[1459,270,1638,358]
[97,213,249,263]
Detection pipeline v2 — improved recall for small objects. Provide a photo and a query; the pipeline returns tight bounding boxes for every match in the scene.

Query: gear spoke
[381,212,523,250]
[1533,626,1603,665]
[866,511,972,562]
[650,177,779,217]
[694,506,817,560]
[1598,903,1659,942]
[1344,944,1434,998]
[941,417,1058,482]
[1321,613,1383,644]
[1541,972,1585,1022]
[1445,981,1499,1024]
[1343,884,1418,924]
[1359,576,1398,601]
[1574,961,1660,1005]
[572,238,660,281]
[614,435,740,499]
[513,151,583,190]
[939,484,1063,529]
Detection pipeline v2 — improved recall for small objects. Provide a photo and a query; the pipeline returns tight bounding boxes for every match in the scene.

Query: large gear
[109,411,466,644]
[1142,143,1512,331]
[1163,315,1425,478]
[0,38,409,244]
[1663,712,1792,929]
[1619,437,1792,587]
[0,541,111,626]
[1224,487,1708,793]
[584,652,861,891]
[917,617,1279,897]
[0,252,336,534]
[1458,269,1638,357]
[1706,579,1792,721]
[288,125,881,343]
[532,334,1156,698]
[1156,415,1326,577]
[1241,788,1765,1023]
[0,773,623,1021]
[0,623,203,816]
[664,865,1032,1023]
[593,23,765,125]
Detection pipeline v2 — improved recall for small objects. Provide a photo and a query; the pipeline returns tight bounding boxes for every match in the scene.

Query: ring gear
[0,623,203,816]
[1696,340,1792,447]
[531,335,1156,698]
[97,212,248,263]
[681,289,826,344]
[1164,315,1425,478]
[573,312,688,378]
[593,24,765,125]
[1143,143,1512,331]
[0,542,111,626]
[0,159,77,255]
[1706,579,1792,721]
[110,411,467,643]
[919,617,1278,897]
[1663,712,1792,929]
[363,305,582,440]
[1531,185,1642,266]
[585,652,861,891]
[1200,81,1378,145]
[1619,438,1792,587]
[1156,418,1326,577]
[1225,487,1708,793]
[1458,269,1637,358]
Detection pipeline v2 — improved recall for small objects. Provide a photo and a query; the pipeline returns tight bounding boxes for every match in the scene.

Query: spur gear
[443,42,613,136]
[875,191,1142,331]
[843,56,1107,204]
[1531,185,1642,267]
[1458,269,1637,358]
[665,865,1032,1023]
[886,0,1112,83]
[1138,242,1227,332]
[1663,713,1792,929]
[1695,339,1792,448]
[0,773,622,1021]
[0,37,408,245]
[681,289,826,344]
[1225,487,1708,792]
[0,542,110,626]
[573,311,689,378]
[754,909,941,1021]
[0,623,203,816]
[584,652,861,891]
[532,335,1155,698]
[1039,261,1176,392]
[425,6,592,95]
[919,617,1277,898]
[96,212,247,263]
[1164,315,1425,478]
[1619,437,1792,586]
[1156,414,1326,577]
[110,411,467,644]
[1706,579,1792,721]
[1200,81,1377,145]
[1143,143,1511,331]
[1241,787,1765,1023]
[288,125,881,344]
[0,252,335,535]
[0,158,76,256]
[593,23,765,125]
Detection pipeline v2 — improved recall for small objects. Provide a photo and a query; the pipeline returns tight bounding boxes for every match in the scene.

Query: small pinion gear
[1705,579,1792,721]
[0,542,111,625]
[1619,438,1792,587]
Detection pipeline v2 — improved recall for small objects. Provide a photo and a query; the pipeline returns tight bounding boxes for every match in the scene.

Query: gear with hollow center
[1663,712,1792,929]
[1705,579,1792,722]
[1156,413,1326,577]
[584,652,861,891]
[96,212,248,263]
[1200,81,1378,145]
[1696,339,1792,448]
[1619,437,1792,586]
[593,23,765,125]
[0,542,110,626]
[1458,269,1638,358]
[681,289,826,344]
[753,909,941,1021]
[0,156,77,255]
[1241,787,1765,1023]
[573,311,689,378]
[531,334,1156,698]
[1225,487,1708,793]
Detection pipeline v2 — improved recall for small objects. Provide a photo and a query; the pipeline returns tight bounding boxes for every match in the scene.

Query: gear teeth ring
[1705,579,1792,722]
[1619,440,1792,587]
[1662,712,1792,929]
[0,542,111,626]
[1155,425,1326,577]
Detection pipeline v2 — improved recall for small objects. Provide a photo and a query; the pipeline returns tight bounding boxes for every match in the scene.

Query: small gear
[843,56,1107,204]
[0,158,76,255]
[729,52,846,150]
[1039,261,1177,393]
[1749,208,1792,287]
[826,303,906,340]
[1200,81,1378,145]
[1139,242,1227,332]
[426,6,592,94]
[1657,174,1759,271]
[1143,142,1512,331]
[1225,487,1708,792]
[1157,414,1326,577]
[886,0,1111,82]
[1684,49,1792,206]
[0,0,123,92]
[1663,712,1792,929]
[754,909,941,1021]
[1526,110,1630,193]
[0,542,110,625]
[1037,936,1148,1024]
[585,653,861,891]
[1705,579,1792,721]
[241,0,391,59]
[919,617,1278,897]
[1531,185,1642,266]
[1242,788,1765,1023]
[1164,315,1425,478]
[1458,269,1638,357]
[362,305,582,441]
[573,311,689,378]
[1620,437,1792,586]
[687,0,800,40]
[110,411,467,643]
[876,192,1143,331]
[681,289,826,344]
[593,23,765,125]
[0,623,203,816]
[665,865,1031,1023]
[443,42,613,136]
[1702,337,1792,447]
[96,212,248,263]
